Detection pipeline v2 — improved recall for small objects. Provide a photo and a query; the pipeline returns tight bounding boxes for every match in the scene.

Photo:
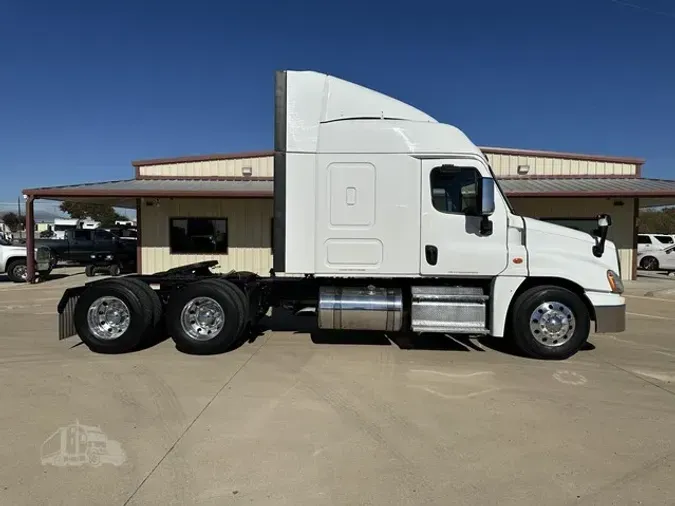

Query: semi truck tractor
[55,70,626,360]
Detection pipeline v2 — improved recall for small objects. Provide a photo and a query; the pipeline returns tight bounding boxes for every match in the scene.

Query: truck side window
[430,166,480,215]
[94,229,114,240]
[73,230,90,240]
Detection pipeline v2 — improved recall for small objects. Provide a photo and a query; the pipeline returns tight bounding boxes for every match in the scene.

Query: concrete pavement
[0,274,673,506]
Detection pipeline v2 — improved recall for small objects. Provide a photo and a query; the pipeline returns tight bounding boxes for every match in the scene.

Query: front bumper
[585,291,626,333]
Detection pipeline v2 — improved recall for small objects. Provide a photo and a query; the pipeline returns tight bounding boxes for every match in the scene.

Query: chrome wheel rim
[529,301,576,347]
[180,297,224,341]
[87,296,131,340]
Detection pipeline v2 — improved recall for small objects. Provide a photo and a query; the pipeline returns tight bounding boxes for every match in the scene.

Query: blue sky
[1,0,674,206]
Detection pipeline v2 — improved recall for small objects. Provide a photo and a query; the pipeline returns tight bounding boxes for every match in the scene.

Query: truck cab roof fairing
[277,70,437,153]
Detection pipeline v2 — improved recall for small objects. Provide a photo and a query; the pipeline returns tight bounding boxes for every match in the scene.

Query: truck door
[69,230,94,263]
[420,159,508,276]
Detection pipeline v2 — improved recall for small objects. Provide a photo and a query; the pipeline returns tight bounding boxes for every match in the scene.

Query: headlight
[607,270,624,294]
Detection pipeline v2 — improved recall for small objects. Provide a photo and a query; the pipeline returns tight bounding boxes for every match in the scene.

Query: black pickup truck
[35,228,136,265]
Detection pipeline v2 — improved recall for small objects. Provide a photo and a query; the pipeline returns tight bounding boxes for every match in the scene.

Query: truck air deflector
[273,70,287,272]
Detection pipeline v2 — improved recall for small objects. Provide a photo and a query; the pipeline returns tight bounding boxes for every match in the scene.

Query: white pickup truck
[0,237,54,283]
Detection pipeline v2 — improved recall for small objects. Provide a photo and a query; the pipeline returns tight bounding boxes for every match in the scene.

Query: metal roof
[500,177,675,197]
[23,176,675,200]
[23,178,274,198]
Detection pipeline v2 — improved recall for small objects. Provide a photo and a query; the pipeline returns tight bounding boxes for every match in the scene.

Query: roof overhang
[500,177,675,201]
[23,179,274,208]
[23,176,675,209]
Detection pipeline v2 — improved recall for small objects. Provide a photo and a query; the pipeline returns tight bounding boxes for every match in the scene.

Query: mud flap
[57,287,85,340]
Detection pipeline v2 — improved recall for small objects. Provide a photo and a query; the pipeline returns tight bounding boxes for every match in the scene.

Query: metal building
[23,147,675,282]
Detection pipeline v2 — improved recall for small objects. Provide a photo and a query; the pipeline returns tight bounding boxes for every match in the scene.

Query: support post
[136,198,142,274]
[25,196,35,283]
[632,197,639,281]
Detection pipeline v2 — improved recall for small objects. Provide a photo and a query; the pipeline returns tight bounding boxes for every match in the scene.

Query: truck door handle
[425,245,438,266]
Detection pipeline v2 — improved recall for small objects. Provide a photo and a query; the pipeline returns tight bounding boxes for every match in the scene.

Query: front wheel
[510,285,590,360]
[6,259,28,283]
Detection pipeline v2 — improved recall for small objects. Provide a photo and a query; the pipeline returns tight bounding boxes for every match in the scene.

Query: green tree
[638,208,675,234]
[59,201,129,227]
[1,212,25,232]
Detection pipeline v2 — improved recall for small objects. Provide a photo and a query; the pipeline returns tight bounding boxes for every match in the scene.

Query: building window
[169,218,228,254]
[430,166,480,214]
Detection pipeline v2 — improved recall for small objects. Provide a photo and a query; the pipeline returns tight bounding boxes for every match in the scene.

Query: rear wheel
[37,268,52,280]
[640,256,659,271]
[511,285,590,360]
[73,282,153,353]
[98,277,164,341]
[166,280,247,354]
[109,264,121,276]
[85,265,96,277]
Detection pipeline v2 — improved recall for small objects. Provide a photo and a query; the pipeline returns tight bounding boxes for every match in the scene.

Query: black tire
[85,265,96,277]
[73,281,153,354]
[640,256,659,271]
[6,259,27,283]
[202,279,249,333]
[97,277,163,339]
[510,285,590,360]
[109,264,121,276]
[37,268,52,280]
[166,280,246,354]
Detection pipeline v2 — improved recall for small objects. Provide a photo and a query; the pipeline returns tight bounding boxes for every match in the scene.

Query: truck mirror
[479,178,496,216]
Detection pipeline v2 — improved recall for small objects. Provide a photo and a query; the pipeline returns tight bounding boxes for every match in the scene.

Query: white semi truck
[56,70,626,360]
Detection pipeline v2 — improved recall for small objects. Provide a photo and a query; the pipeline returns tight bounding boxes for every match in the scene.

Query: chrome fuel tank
[318,286,403,331]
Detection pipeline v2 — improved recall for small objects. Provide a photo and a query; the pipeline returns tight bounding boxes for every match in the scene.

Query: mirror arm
[480,216,493,236]
[592,213,611,257]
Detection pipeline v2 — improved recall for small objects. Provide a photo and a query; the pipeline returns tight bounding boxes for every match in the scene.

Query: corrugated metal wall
[139,156,274,178]
[138,153,638,179]
[486,153,638,177]
[510,197,634,280]
[140,198,273,275]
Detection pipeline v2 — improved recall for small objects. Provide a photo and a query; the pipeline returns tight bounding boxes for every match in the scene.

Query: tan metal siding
[139,156,274,178]
[510,197,634,280]
[140,198,273,275]
[485,153,638,177]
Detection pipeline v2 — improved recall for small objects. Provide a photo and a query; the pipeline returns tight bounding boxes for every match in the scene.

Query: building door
[419,159,508,276]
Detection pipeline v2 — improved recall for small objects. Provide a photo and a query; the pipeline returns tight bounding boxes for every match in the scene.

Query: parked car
[35,228,136,265]
[637,244,675,272]
[0,236,54,282]
[637,233,674,253]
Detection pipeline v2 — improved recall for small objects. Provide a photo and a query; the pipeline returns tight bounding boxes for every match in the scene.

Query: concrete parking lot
[0,272,673,506]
